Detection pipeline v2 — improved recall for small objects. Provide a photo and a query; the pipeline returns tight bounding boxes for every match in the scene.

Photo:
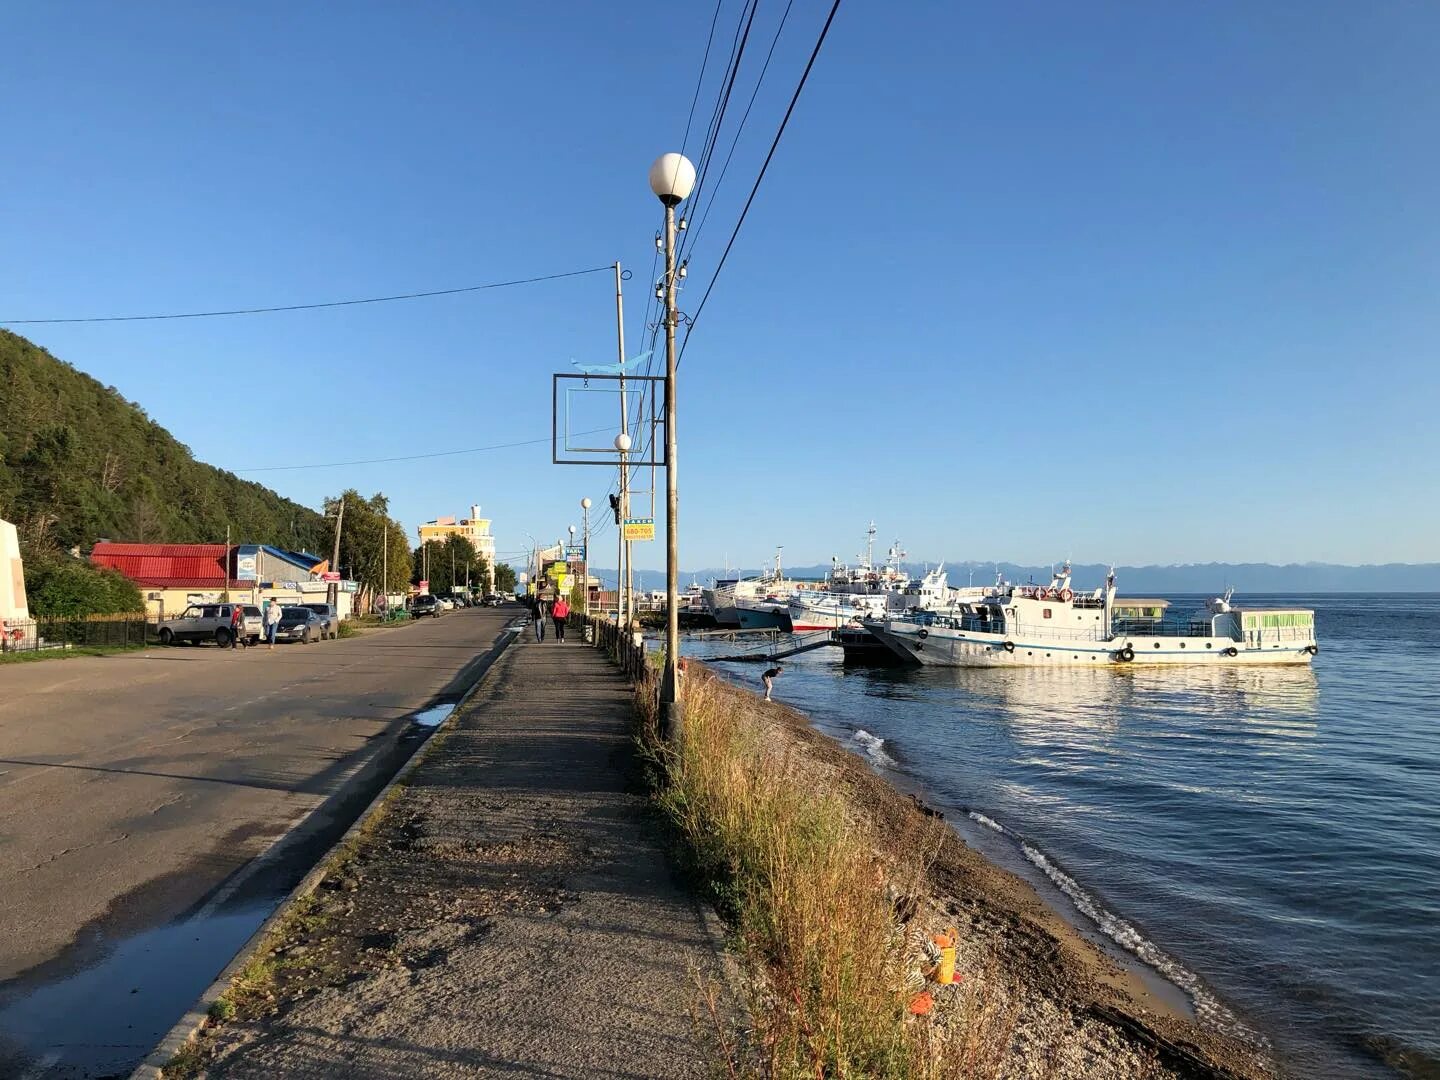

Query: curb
[128,622,524,1079]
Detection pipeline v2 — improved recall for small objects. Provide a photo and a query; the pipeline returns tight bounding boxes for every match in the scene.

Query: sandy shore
[697,665,1277,1080]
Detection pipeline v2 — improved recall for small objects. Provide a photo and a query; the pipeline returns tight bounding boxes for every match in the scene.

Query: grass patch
[642,670,923,1078]
[337,621,361,639]
[0,643,148,664]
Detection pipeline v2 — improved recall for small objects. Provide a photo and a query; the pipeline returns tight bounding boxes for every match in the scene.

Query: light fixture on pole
[648,151,696,737]
[580,497,592,614]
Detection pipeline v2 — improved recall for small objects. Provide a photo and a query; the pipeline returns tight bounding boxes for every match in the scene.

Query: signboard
[236,554,258,582]
[565,545,585,559]
[418,579,429,593]
[320,571,341,582]
[623,518,655,542]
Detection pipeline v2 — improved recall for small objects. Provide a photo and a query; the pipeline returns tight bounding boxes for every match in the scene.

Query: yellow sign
[623,518,655,542]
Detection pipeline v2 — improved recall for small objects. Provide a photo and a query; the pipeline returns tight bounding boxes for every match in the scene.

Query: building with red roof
[91,541,330,619]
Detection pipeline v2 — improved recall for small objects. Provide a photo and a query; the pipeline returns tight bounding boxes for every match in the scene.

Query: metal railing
[582,614,655,690]
[1,614,152,654]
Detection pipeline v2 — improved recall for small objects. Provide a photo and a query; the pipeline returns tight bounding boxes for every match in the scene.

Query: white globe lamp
[649,153,696,206]
[614,432,632,453]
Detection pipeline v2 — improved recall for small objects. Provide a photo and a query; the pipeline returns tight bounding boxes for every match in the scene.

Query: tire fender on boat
[1305,644,1319,655]
[917,628,929,639]
[1223,646,1239,657]
[1002,640,1015,653]
[1116,645,1135,662]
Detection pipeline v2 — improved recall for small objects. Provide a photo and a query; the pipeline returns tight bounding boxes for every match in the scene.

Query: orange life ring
[1058,588,1073,602]
[1037,588,1053,601]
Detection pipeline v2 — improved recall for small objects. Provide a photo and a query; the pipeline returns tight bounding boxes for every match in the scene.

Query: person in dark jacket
[762,664,784,701]
[532,597,547,642]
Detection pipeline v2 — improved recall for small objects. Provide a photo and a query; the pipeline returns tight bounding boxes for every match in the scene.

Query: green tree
[0,329,327,565]
[326,491,412,604]
[493,562,517,593]
[25,558,143,617]
[412,534,480,596]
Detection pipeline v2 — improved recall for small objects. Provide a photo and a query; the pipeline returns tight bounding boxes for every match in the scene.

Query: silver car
[298,603,340,640]
[158,603,256,646]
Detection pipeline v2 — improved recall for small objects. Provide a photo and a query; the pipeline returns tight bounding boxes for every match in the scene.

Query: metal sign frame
[552,372,667,467]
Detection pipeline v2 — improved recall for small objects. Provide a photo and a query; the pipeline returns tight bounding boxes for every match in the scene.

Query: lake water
[683,594,1440,1079]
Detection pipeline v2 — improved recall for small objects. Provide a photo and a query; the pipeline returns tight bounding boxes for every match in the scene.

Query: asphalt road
[0,607,515,990]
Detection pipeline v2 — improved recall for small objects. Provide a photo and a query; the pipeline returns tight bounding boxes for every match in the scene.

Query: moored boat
[865,565,1318,667]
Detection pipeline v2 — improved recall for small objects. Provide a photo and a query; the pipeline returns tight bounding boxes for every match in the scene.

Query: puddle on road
[0,901,279,1078]
[407,703,456,730]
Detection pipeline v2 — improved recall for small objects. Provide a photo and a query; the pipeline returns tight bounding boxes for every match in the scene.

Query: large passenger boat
[864,565,1318,667]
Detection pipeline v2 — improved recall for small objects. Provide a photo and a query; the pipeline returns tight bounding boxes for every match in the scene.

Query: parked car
[158,603,255,647]
[450,595,468,608]
[481,594,503,607]
[437,597,455,611]
[410,594,441,618]
[275,606,325,644]
[240,605,263,643]
[298,603,340,640]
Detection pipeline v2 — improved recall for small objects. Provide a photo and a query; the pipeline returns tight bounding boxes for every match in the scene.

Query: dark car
[481,594,503,607]
[299,603,340,640]
[275,606,325,644]
[410,594,441,618]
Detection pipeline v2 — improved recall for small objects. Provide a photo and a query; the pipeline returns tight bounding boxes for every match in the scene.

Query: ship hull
[866,623,1317,668]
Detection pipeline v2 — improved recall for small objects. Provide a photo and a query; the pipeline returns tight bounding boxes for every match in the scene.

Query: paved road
[0,607,514,989]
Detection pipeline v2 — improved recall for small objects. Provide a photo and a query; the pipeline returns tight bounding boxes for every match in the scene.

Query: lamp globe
[648,153,696,206]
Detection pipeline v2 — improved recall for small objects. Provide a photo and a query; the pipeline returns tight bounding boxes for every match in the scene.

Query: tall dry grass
[643,669,917,1078]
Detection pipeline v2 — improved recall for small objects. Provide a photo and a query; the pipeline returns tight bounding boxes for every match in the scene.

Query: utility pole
[329,496,345,608]
[225,524,231,598]
[580,497,592,614]
[648,153,696,735]
[614,261,629,628]
[382,521,389,614]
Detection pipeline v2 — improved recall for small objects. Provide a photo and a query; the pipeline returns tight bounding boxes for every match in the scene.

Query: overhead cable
[240,425,615,474]
[1,265,612,324]
[679,0,842,366]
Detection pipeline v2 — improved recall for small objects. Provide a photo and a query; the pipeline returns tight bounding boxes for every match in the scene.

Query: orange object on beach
[932,928,958,985]
[908,991,934,1016]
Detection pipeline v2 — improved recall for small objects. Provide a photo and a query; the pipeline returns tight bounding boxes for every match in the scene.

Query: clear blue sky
[3,1,1437,572]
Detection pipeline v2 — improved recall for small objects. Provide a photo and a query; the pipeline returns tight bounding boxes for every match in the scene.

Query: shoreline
[695,664,1276,1078]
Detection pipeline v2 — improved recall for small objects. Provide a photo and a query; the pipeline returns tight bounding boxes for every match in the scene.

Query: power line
[1,265,612,325]
[239,425,615,474]
[678,0,761,269]
[683,0,796,260]
[680,0,727,160]
[679,0,842,366]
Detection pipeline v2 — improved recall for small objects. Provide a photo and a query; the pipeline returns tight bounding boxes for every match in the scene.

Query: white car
[437,597,455,611]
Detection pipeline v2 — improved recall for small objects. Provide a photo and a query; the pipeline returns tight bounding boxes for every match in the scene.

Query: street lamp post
[649,152,696,736]
[580,497,591,614]
[614,432,632,626]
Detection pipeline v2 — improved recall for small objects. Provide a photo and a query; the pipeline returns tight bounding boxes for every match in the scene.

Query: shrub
[25,558,143,617]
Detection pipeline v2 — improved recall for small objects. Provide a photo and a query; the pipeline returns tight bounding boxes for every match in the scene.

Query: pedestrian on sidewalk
[762,663,784,701]
[552,596,570,642]
[532,597,547,643]
[263,598,282,650]
[228,604,246,650]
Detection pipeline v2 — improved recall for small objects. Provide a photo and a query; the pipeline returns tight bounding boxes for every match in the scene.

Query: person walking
[762,663,784,701]
[228,603,246,650]
[552,596,570,642]
[264,597,283,650]
[532,597,547,643]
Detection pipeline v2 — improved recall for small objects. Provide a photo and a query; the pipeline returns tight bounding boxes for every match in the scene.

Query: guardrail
[1,614,152,654]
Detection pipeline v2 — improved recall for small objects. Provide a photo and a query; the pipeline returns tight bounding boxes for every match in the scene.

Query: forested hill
[0,330,325,557]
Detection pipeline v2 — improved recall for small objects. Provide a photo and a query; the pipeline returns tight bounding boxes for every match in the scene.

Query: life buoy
[1058,588,1073,603]
[1223,646,1239,657]
[1116,645,1135,662]
[1037,588,1053,601]
[1002,640,1015,653]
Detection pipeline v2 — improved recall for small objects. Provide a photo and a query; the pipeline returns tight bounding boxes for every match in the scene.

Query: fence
[1,613,152,655]
[581,614,654,690]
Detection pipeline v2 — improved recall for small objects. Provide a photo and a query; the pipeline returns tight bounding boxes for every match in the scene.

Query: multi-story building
[417,505,497,588]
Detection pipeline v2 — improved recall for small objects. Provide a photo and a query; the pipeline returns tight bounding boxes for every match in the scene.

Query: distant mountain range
[581,561,1440,594]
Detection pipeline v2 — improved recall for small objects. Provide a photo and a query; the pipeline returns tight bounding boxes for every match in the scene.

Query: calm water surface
[685,594,1440,1079]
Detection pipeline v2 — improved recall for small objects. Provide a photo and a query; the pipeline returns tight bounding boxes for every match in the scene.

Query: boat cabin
[1110,599,1170,629]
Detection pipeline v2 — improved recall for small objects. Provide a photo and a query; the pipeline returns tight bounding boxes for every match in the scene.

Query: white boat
[705,548,810,628]
[864,565,1318,667]
[787,525,915,631]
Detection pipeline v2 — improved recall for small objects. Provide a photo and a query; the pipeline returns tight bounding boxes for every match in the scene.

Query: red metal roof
[91,542,229,588]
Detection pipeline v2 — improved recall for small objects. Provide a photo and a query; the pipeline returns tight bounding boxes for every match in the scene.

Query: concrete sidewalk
[197,634,734,1078]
